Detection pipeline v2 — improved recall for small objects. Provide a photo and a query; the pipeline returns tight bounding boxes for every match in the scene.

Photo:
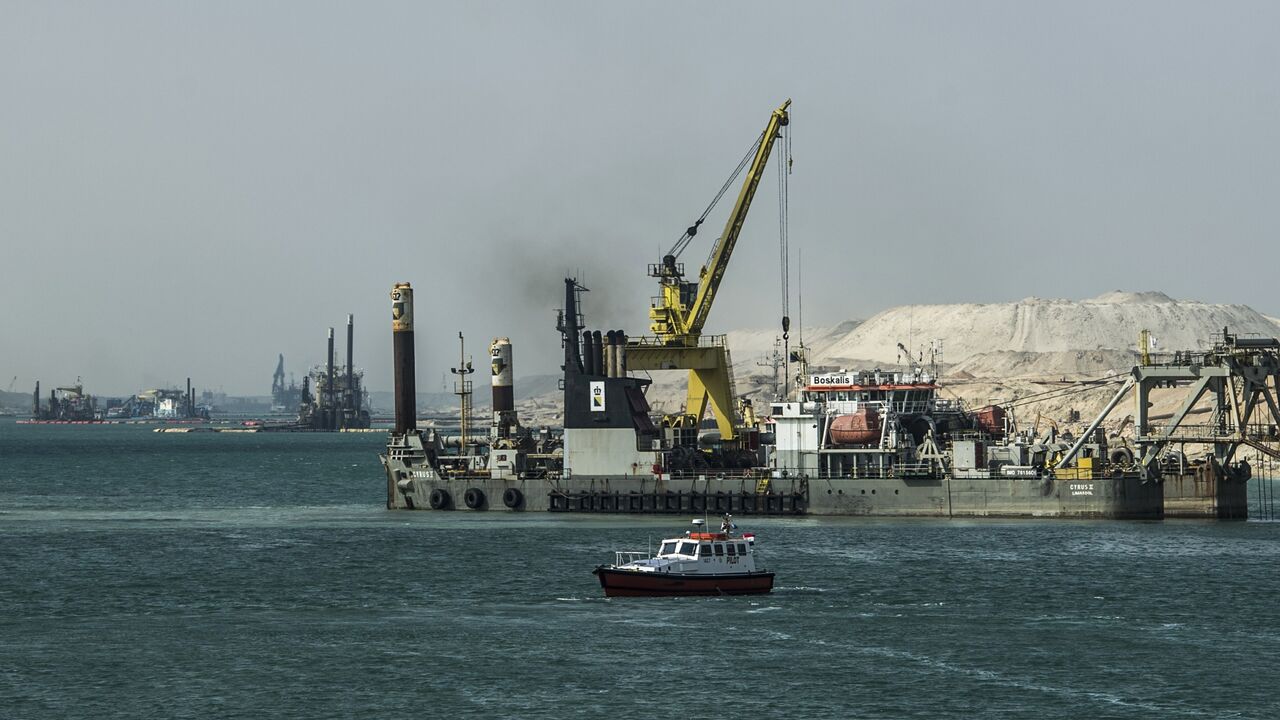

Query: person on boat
[720,514,736,533]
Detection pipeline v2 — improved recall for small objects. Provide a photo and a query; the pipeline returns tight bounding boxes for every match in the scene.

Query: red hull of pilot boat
[593,567,774,597]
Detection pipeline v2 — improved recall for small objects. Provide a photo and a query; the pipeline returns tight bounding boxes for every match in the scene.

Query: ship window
[714,543,724,556]
[660,541,678,556]
[698,543,712,556]
[737,543,748,554]
[678,541,697,556]
[726,543,736,556]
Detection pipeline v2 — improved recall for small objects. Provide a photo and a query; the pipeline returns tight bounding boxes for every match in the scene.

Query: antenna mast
[451,332,475,447]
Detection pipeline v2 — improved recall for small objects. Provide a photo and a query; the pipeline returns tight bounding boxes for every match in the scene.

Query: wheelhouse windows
[660,541,678,556]
[737,543,748,554]
[698,543,712,557]
[713,543,725,556]
[726,543,737,556]
[678,541,697,556]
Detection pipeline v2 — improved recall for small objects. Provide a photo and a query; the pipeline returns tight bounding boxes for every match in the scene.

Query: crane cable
[667,131,766,261]
[777,119,791,340]
[1000,372,1129,410]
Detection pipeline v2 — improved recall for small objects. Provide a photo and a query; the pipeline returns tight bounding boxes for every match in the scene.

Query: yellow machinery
[625,100,791,442]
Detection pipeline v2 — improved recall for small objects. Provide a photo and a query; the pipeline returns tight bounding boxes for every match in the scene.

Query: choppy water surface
[2,423,1278,719]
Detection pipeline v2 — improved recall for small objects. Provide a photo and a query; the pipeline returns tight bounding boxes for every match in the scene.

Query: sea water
[2,423,1278,719]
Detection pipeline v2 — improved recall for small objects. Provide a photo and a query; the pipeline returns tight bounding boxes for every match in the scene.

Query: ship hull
[593,567,774,596]
[386,470,1169,519]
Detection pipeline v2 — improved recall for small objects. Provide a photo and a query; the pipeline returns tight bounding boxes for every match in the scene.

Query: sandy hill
[821,291,1280,372]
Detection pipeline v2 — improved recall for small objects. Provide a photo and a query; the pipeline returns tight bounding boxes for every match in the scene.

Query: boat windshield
[678,541,697,556]
[659,541,678,556]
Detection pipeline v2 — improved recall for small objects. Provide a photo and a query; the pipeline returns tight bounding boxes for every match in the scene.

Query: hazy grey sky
[3,1,1278,396]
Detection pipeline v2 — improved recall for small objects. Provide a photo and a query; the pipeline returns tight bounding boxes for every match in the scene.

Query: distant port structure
[287,314,371,431]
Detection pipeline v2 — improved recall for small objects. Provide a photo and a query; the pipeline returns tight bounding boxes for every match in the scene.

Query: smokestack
[592,330,603,378]
[490,337,515,439]
[346,314,355,414]
[391,283,417,434]
[33,381,39,416]
[562,278,584,374]
[616,331,627,376]
[327,328,336,430]
[582,331,596,376]
[604,330,614,379]
[490,337,515,414]
[186,378,192,416]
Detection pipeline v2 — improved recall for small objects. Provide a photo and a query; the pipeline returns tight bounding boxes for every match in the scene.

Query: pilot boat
[592,516,775,597]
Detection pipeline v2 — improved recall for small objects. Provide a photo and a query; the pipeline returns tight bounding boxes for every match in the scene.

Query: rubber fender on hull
[464,487,486,510]
[690,493,706,513]
[713,492,730,513]
[502,487,524,509]
[428,488,451,510]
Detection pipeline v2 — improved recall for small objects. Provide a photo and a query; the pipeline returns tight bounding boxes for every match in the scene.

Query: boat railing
[668,469,758,481]
[774,465,939,480]
[614,551,651,565]
[626,334,728,349]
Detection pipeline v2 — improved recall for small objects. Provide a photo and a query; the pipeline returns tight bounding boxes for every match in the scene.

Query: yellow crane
[626,100,791,442]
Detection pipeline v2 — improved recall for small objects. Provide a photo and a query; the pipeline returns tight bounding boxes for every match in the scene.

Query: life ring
[463,487,485,510]
[428,488,451,510]
[502,487,524,509]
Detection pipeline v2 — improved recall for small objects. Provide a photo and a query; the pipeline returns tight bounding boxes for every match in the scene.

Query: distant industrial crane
[626,100,791,442]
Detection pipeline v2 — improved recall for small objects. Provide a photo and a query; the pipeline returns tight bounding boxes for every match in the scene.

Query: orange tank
[973,405,1007,438]
[829,409,881,445]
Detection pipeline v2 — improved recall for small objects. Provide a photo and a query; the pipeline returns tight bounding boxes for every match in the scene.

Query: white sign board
[590,381,606,412]
[810,374,854,386]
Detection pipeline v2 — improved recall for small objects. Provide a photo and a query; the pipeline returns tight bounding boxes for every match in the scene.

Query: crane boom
[631,100,792,443]
[686,99,790,336]
[648,100,790,345]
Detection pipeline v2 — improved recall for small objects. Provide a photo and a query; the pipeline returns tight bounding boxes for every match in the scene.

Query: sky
[3,1,1279,396]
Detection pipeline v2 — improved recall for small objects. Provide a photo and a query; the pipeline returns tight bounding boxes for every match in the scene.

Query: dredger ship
[382,100,1274,519]
[382,276,1276,520]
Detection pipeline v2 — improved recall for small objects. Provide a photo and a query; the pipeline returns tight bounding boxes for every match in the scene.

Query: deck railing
[614,551,651,565]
